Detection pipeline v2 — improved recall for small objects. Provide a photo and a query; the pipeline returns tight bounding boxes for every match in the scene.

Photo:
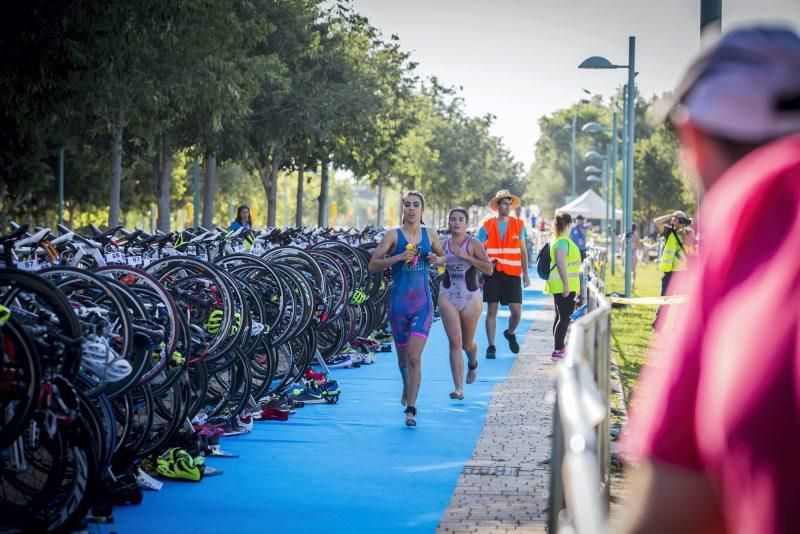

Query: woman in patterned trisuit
[368,191,445,427]
[438,208,493,400]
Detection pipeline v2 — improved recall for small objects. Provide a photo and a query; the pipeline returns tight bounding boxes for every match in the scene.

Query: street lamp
[582,115,620,275]
[570,91,592,198]
[584,151,611,257]
[584,151,604,162]
[579,36,636,297]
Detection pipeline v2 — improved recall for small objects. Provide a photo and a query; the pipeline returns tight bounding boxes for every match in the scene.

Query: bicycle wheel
[0,317,41,450]
[0,269,82,381]
[40,267,134,398]
[144,257,235,357]
[186,360,208,421]
[249,337,276,401]
[139,372,189,457]
[0,429,67,531]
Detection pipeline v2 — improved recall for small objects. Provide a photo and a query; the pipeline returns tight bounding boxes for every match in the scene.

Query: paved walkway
[438,298,556,533]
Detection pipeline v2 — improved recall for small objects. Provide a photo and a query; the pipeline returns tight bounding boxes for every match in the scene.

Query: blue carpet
[101,285,546,534]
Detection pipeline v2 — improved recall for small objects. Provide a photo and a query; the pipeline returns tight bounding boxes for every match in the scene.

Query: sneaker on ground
[304,368,326,382]
[485,345,496,359]
[327,354,354,369]
[237,415,254,433]
[289,384,326,404]
[319,380,340,395]
[551,348,565,361]
[503,329,520,354]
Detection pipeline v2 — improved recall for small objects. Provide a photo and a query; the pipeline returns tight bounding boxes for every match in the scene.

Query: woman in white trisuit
[437,208,494,400]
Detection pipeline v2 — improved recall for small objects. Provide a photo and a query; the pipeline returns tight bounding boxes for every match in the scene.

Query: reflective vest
[545,235,581,294]
[483,217,524,276]
[659,229,688,273]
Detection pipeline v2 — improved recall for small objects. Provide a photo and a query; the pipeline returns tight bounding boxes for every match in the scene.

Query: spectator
[651,210,694,329]
[569,214,588,261]
[623,26,800,534]
[543,213,580,360]
[230,205,252,231]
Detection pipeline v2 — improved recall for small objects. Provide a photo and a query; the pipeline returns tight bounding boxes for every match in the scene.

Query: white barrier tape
[609,295,687,305]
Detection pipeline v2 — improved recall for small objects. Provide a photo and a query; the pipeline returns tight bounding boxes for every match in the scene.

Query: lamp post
[579,36,636,297]
[585,152,611,260]
[570,92,593,198]
[582,113,619,274]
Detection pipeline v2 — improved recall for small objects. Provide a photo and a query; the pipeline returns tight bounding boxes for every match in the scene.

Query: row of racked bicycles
[0,222,393,532]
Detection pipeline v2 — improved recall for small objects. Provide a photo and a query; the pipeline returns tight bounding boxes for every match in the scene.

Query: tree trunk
[295,163,305,227]
[376,177,384,227]
[156,134,172,232]
[202,150,216,228]
[258,164,270,227]
[67,202,76,227]
[317,160,329,228]
[267,152,280,227]
[108,110,124,227]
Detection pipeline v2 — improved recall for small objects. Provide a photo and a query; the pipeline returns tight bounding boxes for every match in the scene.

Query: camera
[676,216,693,225]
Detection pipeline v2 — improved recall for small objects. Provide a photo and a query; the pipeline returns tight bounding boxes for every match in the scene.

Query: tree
[633,126,692,225]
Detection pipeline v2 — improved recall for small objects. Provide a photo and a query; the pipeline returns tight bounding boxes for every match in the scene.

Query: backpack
[536,242,555,280]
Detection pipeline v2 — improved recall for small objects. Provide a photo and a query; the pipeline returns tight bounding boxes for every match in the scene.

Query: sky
[349,0,800,169]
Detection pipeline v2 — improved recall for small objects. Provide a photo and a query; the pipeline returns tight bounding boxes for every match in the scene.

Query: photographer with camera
[652,210,694,331]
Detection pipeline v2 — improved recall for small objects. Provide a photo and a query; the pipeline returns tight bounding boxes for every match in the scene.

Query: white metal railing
[548,250,611,534]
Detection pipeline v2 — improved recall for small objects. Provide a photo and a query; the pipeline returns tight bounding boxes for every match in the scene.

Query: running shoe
[375,329,393,342]
[551,348,565,361]
[260,396,295,414]
[155,447,203,482]
[351,336,379,352]
[327,354,354,369]
[237,415,254,433]
[254,408,289,421]
[304,368,326,382]
[485,345,496,359]
[503,330,520,354]
[288,383,326,404]
[319,380,340,396]
[135,467,164,491]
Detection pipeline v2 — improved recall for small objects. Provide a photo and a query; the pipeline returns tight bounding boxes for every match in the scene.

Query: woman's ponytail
[552,213,573,236]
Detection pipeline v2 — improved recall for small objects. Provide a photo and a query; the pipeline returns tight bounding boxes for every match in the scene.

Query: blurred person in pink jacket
[623,26,800,533]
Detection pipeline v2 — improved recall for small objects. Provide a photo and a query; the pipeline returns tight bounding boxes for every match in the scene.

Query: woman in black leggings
[543,214,581,360]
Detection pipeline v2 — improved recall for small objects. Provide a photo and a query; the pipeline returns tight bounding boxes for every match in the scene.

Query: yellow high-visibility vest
[659,229,688,272]
[545,235,581,294]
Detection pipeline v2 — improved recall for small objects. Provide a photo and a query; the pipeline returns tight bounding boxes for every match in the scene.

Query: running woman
[438,208,494,400]
[368,191,445,427]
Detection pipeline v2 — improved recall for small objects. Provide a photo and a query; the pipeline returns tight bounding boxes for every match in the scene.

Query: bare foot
[466,344,478,385]
[466,367,477,385]
[449,389,464,400]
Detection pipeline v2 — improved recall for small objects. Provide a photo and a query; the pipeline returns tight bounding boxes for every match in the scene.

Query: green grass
[604,261,661,404]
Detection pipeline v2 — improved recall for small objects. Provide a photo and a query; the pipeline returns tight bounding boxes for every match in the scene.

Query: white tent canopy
[556,189,622,221]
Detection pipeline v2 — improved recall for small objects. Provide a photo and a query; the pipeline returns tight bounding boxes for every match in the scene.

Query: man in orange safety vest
[477,190,530,358]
